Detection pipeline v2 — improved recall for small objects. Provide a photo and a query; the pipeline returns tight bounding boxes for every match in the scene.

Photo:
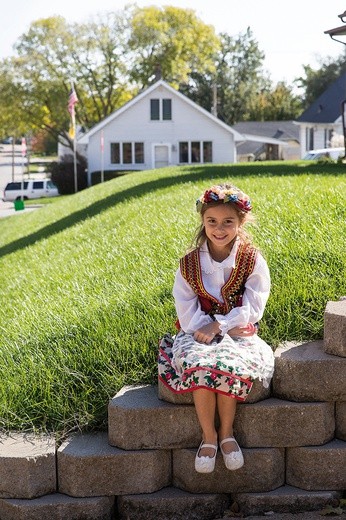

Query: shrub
[50,155,88,194]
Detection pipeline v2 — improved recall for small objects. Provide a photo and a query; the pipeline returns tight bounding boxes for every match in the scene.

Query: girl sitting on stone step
[158,182,274,474]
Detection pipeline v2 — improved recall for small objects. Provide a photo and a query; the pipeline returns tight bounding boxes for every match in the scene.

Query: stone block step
[109,385,335,450]
[108,385,200,450]
[336,402,346,440]
[233,485,343,516]
[0,494,114,520]
[324,300,346,357]
[286,439,346,490]
[273,341,346,401]
[235,398,334,447]
[57,432,171,497]
[0,433,56,499]
[173,447,284,493]
[118,487,230,520]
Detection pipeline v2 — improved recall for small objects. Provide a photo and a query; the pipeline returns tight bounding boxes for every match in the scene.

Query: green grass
[0,161,345,436]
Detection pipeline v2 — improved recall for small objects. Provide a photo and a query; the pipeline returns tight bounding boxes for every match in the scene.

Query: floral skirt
[158,331,274,402]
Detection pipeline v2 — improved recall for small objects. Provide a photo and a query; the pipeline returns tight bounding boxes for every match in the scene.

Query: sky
[0,0,345,87]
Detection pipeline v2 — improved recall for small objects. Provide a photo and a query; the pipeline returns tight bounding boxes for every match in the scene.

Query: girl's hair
[190,183,255,250]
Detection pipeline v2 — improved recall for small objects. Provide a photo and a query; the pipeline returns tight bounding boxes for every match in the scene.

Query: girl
[159,183,274,474]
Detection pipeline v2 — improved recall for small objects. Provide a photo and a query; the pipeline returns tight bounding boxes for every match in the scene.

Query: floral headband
[196,184,252,213]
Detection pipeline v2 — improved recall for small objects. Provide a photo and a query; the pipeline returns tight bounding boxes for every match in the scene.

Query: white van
[303,147,345,161]
[2,179,59,202]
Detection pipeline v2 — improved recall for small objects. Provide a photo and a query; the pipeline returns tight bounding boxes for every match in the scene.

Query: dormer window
[150,98,172,120]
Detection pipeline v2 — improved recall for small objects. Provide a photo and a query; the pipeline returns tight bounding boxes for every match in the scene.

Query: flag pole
[73,127,77,193]
[68,80,78,193]
[101,130,104,183]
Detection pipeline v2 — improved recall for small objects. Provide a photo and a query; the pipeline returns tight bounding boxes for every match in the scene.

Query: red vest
[179,243,257,317]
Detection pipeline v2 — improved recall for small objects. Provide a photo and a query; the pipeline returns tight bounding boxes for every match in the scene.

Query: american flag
[68,86,78,115]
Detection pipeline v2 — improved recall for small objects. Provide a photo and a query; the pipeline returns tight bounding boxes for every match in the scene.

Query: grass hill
[0,161,345,436]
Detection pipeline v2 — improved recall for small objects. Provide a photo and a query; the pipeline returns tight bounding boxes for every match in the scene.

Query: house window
[324,129,333,148]
[162,99,172,120]
[203,141,212,162]
[178,141,213,163]
[306,127,314,151]
[150,99,160,120]
[135,143,144,164]
[110,142,144,164]
[150,98,172,120]
[111,143,120,163]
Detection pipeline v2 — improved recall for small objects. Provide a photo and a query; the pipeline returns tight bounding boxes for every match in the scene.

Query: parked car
[2,179,59,202]
[302,147,345,161]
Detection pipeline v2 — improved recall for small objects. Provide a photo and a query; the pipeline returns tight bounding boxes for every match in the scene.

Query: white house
[295,72,346,157]
[78,80,285,186]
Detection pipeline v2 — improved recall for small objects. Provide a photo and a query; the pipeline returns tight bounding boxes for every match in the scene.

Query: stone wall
[0,301,345,520]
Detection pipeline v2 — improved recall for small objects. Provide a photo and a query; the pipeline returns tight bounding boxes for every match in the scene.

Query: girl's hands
[193,322,221,344]
[228,323,257,337]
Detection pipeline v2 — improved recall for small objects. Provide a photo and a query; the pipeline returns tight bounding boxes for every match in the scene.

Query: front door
[153,144,170,168]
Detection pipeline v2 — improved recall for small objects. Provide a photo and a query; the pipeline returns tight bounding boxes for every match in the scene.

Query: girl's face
[203,204,241,259]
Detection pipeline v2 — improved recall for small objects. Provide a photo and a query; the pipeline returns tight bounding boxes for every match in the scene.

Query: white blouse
[173,240,270,335]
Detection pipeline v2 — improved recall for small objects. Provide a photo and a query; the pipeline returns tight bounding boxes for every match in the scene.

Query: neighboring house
[233,121,300,161]
[295,72,346,157]
[78,80,286,185]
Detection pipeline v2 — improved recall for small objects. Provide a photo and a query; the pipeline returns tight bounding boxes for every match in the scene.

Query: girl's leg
[193,389,218,457]
[216,394,239,453]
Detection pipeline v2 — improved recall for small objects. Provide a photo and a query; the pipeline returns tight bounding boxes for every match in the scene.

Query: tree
[128,5,220,88]
[247,82,302,121]
[296,51,346,108]
[0,11,135,147]
[180,28,270,125]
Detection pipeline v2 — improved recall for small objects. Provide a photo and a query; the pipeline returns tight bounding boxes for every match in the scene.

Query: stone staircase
[0,300,345,519]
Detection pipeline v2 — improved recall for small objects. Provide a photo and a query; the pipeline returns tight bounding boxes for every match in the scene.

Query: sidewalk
[0,200,42,218]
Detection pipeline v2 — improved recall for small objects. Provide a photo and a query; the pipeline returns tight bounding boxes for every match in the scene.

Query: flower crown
[196,184,252,213]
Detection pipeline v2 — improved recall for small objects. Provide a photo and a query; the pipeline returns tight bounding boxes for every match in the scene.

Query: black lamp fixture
[324,11,346,44]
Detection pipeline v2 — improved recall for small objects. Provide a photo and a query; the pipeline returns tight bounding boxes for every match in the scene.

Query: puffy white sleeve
[214,252,271,334]
[173,268,214,333]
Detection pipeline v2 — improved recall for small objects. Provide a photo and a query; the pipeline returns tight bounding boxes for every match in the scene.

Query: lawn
[0,161,345,435]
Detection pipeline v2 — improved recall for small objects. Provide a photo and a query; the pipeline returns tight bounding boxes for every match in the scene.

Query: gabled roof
[296,72,346,124]
[79,79,244,143]
[233,121,299,141]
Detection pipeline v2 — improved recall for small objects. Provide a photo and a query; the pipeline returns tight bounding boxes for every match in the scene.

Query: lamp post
[325,14,346,157]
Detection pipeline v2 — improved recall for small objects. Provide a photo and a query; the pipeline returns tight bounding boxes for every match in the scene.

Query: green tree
[128,5,220,88]
[180,28,270,125]
[297,52,346,108]
[248,81,302,121]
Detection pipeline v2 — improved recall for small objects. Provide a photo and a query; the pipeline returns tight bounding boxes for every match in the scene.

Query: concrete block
[118,487,229,520]
[336,402,346,440]
[234,398,335,447]
[58,432,171,497]
[173,447,284,493]
[273,341,346,401]
[158,377,270,405]
[108,385,200,450]
[324,300,346,357]
[0,494,114,520]
[0,433,56,499]
[233,485,343,516]
[286,439,346,490]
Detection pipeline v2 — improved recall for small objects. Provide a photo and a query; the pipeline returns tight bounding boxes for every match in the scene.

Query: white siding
[86,84,236,179]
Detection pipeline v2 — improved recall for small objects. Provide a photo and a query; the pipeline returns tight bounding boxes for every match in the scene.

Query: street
[0,143,46,217]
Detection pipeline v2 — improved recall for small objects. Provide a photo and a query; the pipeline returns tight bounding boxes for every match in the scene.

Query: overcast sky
[0,0,345,86]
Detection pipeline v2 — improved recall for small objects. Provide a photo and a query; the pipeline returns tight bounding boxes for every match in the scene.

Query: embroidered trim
[180,244,257,315]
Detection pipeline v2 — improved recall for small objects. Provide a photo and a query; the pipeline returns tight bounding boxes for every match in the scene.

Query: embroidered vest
[180,243,257,317]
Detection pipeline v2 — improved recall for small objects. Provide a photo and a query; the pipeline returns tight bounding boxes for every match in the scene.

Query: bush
[50,155,88,194]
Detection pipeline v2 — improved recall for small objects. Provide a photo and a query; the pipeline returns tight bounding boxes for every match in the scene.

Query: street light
[325,15,346,156]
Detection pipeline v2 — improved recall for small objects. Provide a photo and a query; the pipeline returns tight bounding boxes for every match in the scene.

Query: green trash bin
[14,199,25,211]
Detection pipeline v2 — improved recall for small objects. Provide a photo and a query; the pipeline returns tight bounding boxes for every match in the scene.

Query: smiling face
[203,203,241,261]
